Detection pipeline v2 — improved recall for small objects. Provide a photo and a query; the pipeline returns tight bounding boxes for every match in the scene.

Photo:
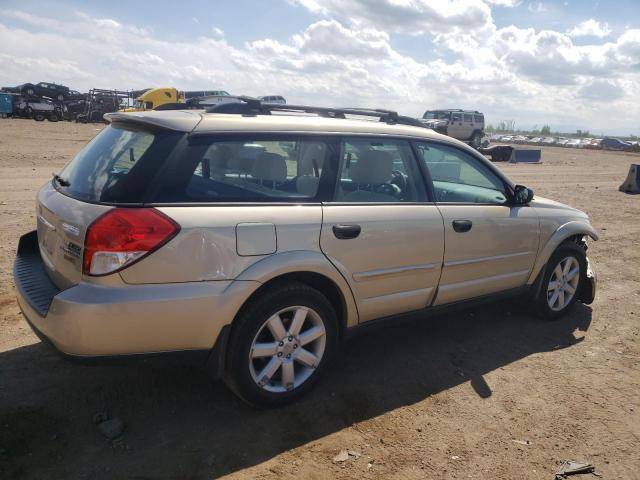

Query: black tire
[224,281,338,407]
[470,131,482,149]
[535,243,586,320]
[33,113,45,121]
[48,113,59,122]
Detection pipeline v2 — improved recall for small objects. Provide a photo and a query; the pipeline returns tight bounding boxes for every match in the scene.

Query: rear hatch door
[37,183,112,289]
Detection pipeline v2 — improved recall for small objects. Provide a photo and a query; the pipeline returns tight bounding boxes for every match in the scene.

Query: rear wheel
[535,244,586,319]
[470,131,482,149]
[33,112,46,121]
[224,282,338,407]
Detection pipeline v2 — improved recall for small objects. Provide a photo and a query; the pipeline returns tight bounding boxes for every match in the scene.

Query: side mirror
[513,185,534,205]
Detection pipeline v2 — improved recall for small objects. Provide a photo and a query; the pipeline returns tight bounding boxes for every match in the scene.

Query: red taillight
[83,208,180,276]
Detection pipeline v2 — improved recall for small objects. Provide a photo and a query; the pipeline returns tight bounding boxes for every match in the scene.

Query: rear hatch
[38,121,186,289]
[37,185,111,289]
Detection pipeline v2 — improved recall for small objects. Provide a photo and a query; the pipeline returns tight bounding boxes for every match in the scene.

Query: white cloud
[578,80,623,101]
[527,2,547,13]
[568,19,612,38]
[0,8,638,134]
[485,0,520,5]
[289,0,494,35]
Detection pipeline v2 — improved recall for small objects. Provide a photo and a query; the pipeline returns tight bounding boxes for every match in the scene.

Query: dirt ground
[0,118,638,480]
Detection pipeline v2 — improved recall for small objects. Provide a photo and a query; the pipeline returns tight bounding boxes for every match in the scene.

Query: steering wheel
[390,170,407,195]
[375,183,401,197]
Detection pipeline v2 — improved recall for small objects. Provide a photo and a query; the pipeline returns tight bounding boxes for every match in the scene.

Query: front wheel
[535,244,586,319]
[224,282,338,407]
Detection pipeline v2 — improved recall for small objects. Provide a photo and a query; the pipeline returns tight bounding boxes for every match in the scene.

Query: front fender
[527,221,598,284]
[235,250,359,327]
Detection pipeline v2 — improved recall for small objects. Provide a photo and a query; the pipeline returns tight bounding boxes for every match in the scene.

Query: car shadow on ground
[0,300,591,479]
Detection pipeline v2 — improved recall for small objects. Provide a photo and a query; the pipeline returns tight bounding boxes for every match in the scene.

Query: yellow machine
[122,87,184,112]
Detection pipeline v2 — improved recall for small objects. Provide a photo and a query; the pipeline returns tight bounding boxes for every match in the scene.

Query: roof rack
[205,96,426,128]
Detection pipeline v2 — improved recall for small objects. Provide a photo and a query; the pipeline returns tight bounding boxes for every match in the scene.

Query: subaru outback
[14,102,597,406]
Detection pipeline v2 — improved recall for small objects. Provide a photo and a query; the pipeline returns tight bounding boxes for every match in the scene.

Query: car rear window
[150,136,335,203]
[55,124,183,203]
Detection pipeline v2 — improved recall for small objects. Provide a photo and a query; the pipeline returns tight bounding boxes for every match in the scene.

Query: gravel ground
[0,118,638,479]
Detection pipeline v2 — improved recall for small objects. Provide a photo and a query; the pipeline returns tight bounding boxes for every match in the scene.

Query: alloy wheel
[249,306,326,393]
[547,256,580,311]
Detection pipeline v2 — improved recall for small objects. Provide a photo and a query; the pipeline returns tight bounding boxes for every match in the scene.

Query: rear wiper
[52,173,70,187]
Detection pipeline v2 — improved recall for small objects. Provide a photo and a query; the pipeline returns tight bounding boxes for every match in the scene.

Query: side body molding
[527,220,599,284]
[234,250,360,328]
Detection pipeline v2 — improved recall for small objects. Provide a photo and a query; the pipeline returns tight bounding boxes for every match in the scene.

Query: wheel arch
[207,252,359,380]
[527,221,598,285]
[234,250,359,330]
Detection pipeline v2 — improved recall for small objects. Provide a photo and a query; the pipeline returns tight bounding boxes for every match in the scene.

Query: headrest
[300,142,326,174]
[251,152,287,182]
[205,145,232,168]
[350,150,393,185]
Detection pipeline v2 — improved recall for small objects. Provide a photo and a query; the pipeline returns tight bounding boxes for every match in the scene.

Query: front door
[414,141,539,305]
[320,137,445,322]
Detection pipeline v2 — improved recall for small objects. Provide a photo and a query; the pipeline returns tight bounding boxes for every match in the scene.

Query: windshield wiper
[52,173,70,187]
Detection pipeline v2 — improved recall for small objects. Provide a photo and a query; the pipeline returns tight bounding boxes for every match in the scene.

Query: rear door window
[151,136,337,203]
[334,138,426,202]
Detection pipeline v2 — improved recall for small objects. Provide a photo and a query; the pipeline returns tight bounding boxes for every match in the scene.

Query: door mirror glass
[513,185,534,204]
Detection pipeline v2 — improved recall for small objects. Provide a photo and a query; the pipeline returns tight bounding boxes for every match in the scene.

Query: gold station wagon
[14,100,597,406]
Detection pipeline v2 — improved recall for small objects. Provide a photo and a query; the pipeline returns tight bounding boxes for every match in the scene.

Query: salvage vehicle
[4,82,71,101]
[420,109,485,148]
[14,99,598,407]
[600,138,632,151]
[14,97,62,121]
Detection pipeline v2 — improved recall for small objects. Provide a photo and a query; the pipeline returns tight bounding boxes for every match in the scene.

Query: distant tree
[541,125,551,135]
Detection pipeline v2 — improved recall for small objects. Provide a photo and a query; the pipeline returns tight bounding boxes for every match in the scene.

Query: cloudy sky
[0,0,638,134]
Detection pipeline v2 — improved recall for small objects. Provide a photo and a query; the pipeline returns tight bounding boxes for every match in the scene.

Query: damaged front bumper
[580,256,597,305]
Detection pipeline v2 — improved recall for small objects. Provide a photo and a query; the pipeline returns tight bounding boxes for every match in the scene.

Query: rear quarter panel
[119,205,323,284]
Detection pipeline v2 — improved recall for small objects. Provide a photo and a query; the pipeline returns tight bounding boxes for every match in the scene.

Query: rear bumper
[14,231,259,358]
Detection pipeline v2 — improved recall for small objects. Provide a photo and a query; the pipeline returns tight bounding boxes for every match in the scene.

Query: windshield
[423,111,450,120]
[55,125,183,203]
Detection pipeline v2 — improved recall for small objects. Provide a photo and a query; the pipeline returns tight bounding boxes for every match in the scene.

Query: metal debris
[555,460,601,479]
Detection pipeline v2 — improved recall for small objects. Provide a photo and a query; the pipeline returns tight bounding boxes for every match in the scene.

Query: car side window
[414,142,508,204]
[334,138,426,203]
[452,113,462,122]
[464,114,473,122]
[152,136,334,202]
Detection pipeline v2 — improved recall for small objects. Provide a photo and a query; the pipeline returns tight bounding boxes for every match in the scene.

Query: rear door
[414,141,539,305]
[320,137,444,322]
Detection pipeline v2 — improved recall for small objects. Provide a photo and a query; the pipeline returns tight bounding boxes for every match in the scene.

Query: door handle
[452,220,472,233]
[333,224,361,239]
